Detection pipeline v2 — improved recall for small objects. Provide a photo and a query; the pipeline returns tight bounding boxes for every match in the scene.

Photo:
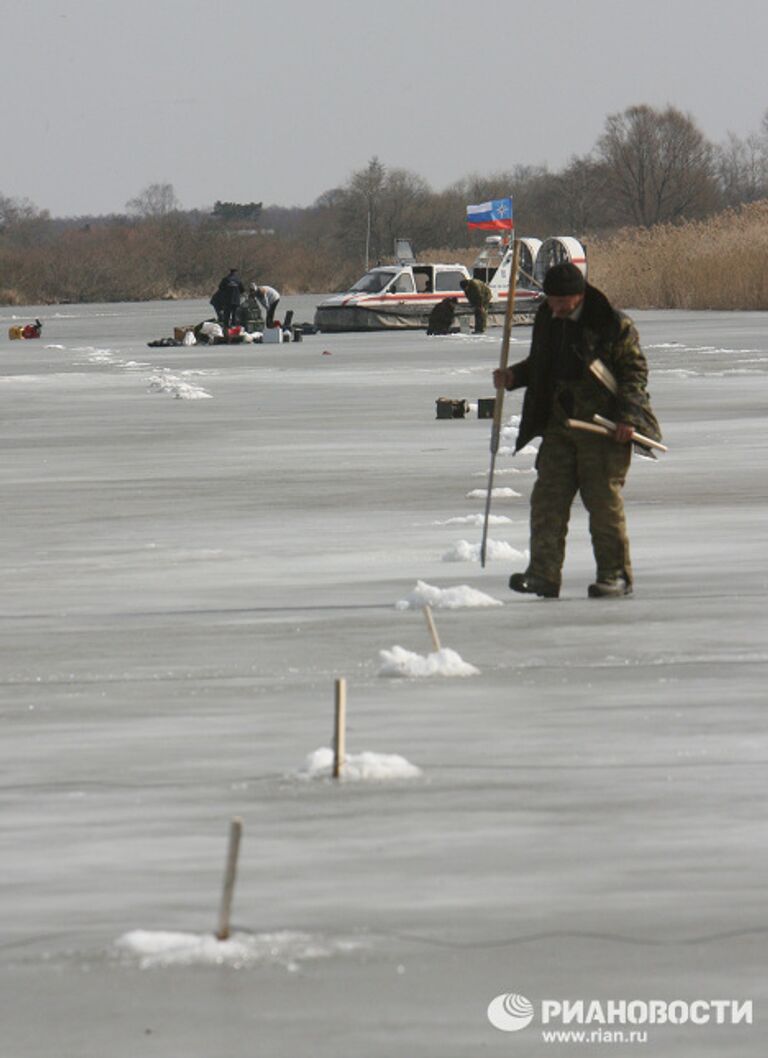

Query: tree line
[2,103,768,306]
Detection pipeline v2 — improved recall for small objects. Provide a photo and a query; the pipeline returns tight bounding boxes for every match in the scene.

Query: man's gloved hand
[493,366,515,390]
[614,422,635,444]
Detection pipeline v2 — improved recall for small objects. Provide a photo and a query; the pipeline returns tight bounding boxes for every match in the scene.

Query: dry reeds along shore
[413,201,768,313]
[589,200,768,311]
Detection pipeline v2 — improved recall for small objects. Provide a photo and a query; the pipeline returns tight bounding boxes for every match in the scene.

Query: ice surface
[1,297,767,1057]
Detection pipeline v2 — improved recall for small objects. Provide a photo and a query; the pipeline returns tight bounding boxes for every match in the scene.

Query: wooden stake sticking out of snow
[333,677,347,779]
[423,605,442,652]
[215,817,243,941]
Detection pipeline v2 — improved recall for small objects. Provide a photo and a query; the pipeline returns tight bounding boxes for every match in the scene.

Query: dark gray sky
[4,0,767,217]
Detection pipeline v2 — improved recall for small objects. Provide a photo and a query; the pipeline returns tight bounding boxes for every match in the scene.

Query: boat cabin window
[349,271,397,294]
[390,273,415,294]
[413,267,433,293]
[435,270,466,292]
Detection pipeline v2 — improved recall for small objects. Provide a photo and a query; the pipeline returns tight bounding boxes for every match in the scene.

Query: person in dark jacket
[217,269,245,331]
[493,262,661,599]
[460,277,493,333]
[210,287,226,323]
[426,297,457,335]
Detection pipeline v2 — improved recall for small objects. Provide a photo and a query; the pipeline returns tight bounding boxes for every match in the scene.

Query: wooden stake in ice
[215,817,243,941]
[423,604,442,652]
[333,677,347,779]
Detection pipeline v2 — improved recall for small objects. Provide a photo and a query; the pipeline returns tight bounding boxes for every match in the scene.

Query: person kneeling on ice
[251,283,281,327]
[426,297,457,335]
[492,262,661,599]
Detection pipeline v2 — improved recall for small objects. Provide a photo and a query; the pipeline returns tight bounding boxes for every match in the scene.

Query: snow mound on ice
[466,487,521,499]
[115,929,364,969]
[442,540,527,563]
[433,513,512,526]
[395,580,502,610]
[300,747,422,781]
[378,645,479,678]
[148,371,212,399]
[473,467,533,477]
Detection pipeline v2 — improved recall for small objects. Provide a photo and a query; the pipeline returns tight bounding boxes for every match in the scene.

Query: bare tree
[542,155,612,234]
[338,157,387,265]
[715,131,768,207]
[597,105,717,226]
[449,165,569,240]
[0,193,51,251]
[0,193,49,228]
[374,167,433,253]
[126,182,180,218]
[451,170,517,206]
[333,158,436,265]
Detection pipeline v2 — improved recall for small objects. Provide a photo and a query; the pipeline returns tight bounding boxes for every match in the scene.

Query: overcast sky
[4,0,768,217]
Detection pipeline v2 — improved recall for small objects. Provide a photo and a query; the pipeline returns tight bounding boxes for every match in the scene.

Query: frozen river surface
[1,297,767,1056]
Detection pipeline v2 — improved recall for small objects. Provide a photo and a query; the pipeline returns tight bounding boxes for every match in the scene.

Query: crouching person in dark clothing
[426,297,457,335]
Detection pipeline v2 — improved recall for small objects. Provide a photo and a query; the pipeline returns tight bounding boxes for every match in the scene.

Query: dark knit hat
[543,262,586,296]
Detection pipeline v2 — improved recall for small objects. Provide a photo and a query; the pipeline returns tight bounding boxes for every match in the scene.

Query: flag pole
[480,236,520,569]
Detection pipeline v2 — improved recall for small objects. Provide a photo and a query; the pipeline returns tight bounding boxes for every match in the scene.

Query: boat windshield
[348,271,397,293]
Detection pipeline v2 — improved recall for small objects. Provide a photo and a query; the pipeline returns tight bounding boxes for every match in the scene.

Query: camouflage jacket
[508,284,661,451]
[463,278,493,308]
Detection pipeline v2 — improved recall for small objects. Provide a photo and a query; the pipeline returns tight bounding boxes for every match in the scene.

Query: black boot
[587,575,632,598]
[509,572,559,598]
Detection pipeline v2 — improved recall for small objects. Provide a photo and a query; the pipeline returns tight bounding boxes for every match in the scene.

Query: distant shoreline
[3,200,768,312]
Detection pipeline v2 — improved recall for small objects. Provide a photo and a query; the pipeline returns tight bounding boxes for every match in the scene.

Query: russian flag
[466,198,513,231]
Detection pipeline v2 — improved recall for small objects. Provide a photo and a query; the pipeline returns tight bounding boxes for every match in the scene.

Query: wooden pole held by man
[480,238,521,568]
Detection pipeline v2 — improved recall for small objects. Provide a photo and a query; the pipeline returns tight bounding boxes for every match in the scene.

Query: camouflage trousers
[527,420,633,588]
[472,306,488,333]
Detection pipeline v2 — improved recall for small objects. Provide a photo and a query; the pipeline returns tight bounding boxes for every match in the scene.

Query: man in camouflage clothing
[460,277,493,333]
[493,262,661,599]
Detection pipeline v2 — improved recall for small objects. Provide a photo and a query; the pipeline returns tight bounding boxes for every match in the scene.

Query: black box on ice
[436,398,468,419]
